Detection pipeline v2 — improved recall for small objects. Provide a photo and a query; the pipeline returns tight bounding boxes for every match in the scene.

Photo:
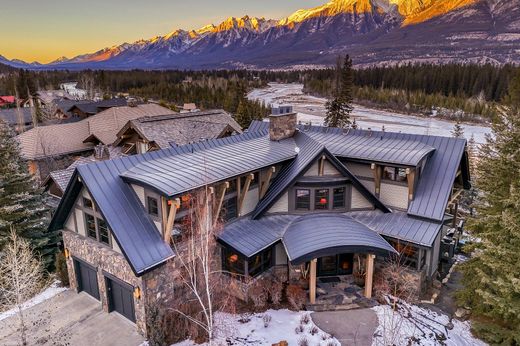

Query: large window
[314,189,329,210]
[221,196,237,222]
[222,246,274,278]
[388,239,425,270]
[222,247,246,276]
[295,189,311,210]
[84,214,111,246]
[147,196,159,217]
[97,218,110,245]
[248,248,273,277]
[85,214,97,239]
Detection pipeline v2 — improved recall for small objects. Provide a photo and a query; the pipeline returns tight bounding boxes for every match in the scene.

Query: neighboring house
[0,95,15,107]
[16,103,176,180]
[68,98,129,118]
[113,110,242,155]
[0,107,34,132]
[181,103,198,112]
[49,106,471,337]
[54,99,93,120]
[60,82,88,99]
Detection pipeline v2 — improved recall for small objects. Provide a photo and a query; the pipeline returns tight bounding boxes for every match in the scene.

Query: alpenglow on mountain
[5,0,520,69]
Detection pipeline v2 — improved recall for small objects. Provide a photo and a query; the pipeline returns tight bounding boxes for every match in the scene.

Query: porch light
[229,254,238,263]
[133,287,141,300]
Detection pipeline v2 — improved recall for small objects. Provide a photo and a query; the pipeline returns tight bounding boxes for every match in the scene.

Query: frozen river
[248,83,492,144]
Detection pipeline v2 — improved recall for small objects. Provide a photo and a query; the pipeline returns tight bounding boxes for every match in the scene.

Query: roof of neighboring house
[219,214,397,263]
[37,90,74,104]
[16,103,175,160]
[0,96,15,104]
[0,107,33,125]
[113,110,242,148]
[69,98,129,115]
[249,121,469,222]
[55,99,93,117]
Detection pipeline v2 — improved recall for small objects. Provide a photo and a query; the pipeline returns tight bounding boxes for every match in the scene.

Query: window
[314,189,329,210]
[222,247,245,276]
[333,187,345,209]
[295,189,311,210]
[248,248,273,277]
[389,240,423,269]
[383,167,408,183]
[97,218,110,245]
[83,197,93,209]
[85,214,97,239]
[221,196,237,222]
[147,196,159,217]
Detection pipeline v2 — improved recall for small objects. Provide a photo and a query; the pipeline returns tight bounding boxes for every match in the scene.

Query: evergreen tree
[325,55,353,128]
[0,120,58,270]
[451,120,465,138]
[457,107,520,344]
[507,68,520,109]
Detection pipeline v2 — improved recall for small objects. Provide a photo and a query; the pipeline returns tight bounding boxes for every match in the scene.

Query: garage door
[74,259,100,300]
[106,276,135,322]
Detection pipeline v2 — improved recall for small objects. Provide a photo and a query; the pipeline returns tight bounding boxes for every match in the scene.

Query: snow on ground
[248,83,492,144]
[0,280,67,321]
[372,300,486,346]
[172,309,340,346]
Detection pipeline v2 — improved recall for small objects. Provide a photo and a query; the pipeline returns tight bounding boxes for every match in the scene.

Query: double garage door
[74,259,135,322]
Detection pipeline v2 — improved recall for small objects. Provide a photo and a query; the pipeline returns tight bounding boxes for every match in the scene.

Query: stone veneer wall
[62,230,147,335]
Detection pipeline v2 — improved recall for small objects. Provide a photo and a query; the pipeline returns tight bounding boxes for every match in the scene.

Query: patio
[307,275,379,312]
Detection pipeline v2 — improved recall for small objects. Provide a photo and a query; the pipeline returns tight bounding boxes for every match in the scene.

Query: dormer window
[314,189,329,210]
[295,189,311,210]
[383,167,408,183]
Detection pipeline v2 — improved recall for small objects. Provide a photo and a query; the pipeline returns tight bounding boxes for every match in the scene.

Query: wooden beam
[164,198,180,244]
[372,164,382,196]
[238,173,254,216]
[309,259,317,304]
[364,254,375,299]
[213,182,229,225]
[407,168,416,201]
[161,197,168,235]
[260,166,276,199]
[449,188,464,207]
[318,155,326,176]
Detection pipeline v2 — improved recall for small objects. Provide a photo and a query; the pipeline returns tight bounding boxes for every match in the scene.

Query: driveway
[312,309,378,346]
[0,290,145,346]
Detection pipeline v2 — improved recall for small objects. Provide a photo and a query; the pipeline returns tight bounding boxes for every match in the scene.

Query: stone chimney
[269,105,297,141]
[94,144,110,160]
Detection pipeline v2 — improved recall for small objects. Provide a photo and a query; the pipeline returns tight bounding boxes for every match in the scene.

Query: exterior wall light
[133,287,141,300]
[64,248,70,259]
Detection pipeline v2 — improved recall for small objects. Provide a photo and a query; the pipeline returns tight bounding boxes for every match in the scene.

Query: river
[248,83,492,144]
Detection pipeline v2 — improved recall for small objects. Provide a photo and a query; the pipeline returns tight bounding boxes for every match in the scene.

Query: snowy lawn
[172,309,340,346]
[0,280,67,321]
[372,300,486,346]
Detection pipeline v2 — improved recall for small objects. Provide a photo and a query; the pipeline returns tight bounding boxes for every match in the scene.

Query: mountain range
[2,0,520,70]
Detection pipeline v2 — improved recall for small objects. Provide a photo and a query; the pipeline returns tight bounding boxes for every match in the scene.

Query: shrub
[266,279,283,305]
[295,324,305,334]
[54,252,69,287]
[286,285,307,311]
[309,325,319,335]
[297,336,309,346]
[300,313,311,325]
[249,281,268,309]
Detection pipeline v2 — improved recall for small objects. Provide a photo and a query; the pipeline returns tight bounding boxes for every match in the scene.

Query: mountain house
[49,106,470,337]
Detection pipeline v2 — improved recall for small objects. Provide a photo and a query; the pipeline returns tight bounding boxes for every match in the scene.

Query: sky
[0,0,324,63]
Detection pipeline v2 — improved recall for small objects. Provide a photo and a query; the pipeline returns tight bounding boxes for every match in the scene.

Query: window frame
[81,193,112,248]
[290,185,351,213]
[314,188,330,210]
[333,187,346,209]
[295,189,311,210]
[146,196,159,218]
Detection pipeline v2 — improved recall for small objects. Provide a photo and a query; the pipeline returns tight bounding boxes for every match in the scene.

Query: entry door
[318,256,338,276]
[74,259,100,300]
[106,277,136,322]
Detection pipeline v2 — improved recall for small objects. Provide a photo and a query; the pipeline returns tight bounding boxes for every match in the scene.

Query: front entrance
[106,276,136,322]
[74,259,100,300]
[317,253,353,277]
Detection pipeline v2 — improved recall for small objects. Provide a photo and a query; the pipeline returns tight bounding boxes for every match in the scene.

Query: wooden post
[164,198,180,244]
[372,164,382,196]
[318,155,326,176]
[260,166,275,199]
[238,173,254,216]
[309,259,317,304]
[406,168,416,201]
[364,254,375,299]
[161,197,168,234]
[213,182,229,225]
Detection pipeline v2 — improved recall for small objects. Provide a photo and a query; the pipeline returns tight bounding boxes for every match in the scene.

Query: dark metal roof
[283,214,397,264]
[249,121,469,223]
[218,215,297,257]
[251,131,390,219]
[304,130,435,166]
[350,210,443,247]
[0,107,33,125]
[70,98,129,114]
[121,136,297,197]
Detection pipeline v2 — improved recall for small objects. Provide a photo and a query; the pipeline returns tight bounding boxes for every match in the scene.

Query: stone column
[309,259,317,304]
[364,254,375,298]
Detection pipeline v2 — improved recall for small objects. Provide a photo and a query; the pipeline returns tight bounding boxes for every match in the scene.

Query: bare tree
[170,187,231,342]
[0,228,45,346]
[80,74,96,100]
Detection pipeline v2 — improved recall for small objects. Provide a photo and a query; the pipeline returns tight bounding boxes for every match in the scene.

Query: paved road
[0,290,144,346]
[312,309,378,346]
